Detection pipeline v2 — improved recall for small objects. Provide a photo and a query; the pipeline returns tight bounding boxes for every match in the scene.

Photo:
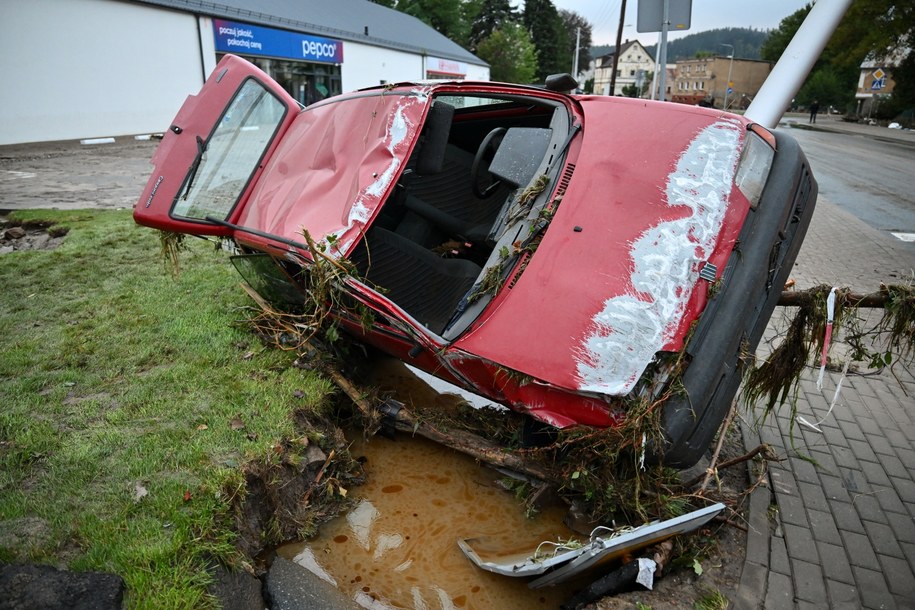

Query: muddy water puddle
[278,360,579,609]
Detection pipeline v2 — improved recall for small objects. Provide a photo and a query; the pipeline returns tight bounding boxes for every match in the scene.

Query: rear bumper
[658,129,817,467]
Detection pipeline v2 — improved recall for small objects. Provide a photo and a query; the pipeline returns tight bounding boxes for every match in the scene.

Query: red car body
[135,55,816,466]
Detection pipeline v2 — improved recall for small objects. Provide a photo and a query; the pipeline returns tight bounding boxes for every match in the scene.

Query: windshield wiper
[182,135,206,200]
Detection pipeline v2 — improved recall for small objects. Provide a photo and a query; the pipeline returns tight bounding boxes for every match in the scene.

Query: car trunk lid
[134,54,299,236]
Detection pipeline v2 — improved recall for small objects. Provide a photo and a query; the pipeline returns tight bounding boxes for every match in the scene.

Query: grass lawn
[0,209,336,607]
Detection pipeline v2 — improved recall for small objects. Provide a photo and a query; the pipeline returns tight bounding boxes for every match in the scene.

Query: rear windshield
[172,78,286,221]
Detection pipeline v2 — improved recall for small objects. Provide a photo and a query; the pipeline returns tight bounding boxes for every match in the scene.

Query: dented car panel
[236,91,432,257]
[452,100,754,399]
[134,54,817,467]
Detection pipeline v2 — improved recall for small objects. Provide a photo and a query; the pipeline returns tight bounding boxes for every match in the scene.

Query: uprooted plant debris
[746,283,915,418]
[162,236,915,599]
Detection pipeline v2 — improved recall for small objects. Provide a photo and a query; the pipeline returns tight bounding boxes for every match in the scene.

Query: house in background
[592,40,654,96]
[855,48,907,117]
[671,56,772,110]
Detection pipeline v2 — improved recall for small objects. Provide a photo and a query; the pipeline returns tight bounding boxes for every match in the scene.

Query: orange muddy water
[277,360,580,609]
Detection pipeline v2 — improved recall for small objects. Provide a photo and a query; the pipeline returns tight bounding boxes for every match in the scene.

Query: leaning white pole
[745,0,853,129]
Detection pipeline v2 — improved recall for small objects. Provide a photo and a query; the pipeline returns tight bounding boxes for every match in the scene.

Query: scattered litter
[133,482,149,503]
[816,287,838,389]
[799,359,850,433]
[635,557,657,589]
[888,122,902,130]
[134,134,153,140]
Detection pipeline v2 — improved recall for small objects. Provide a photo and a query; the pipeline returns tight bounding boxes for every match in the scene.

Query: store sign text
[213,19,343,64]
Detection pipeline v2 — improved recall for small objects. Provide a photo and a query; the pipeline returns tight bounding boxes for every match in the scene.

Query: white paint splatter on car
[576,119,743,395]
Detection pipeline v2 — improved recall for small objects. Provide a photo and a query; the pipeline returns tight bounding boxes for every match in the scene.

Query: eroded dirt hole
[276,360,580,609]
[0,216,69,254]
[278,433,576,609]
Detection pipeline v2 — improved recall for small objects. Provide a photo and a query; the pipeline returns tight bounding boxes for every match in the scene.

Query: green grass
[0,210,334,607]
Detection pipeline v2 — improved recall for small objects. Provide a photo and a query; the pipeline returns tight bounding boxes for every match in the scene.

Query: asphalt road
[779,125,915,248]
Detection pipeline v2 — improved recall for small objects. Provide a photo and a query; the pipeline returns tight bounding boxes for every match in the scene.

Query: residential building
[593,40,654,96]
[671,56,773,110]
[855,49,907,117]
[2,0,488,145]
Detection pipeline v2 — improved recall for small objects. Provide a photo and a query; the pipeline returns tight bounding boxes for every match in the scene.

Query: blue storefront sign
[213,19,344,64]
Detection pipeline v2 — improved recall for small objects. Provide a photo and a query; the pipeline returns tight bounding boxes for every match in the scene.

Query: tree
[522,0,567,82]
[797,66,849,108]
[398,0,469,44]
[760,5,811,64]
[468,0,516,52]
[476,22,538,84]
[828,0,915,72]
[761,1,914,116]
[559,10,593,78]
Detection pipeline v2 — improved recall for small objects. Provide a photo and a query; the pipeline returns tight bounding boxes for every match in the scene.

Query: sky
[521,1,813,47]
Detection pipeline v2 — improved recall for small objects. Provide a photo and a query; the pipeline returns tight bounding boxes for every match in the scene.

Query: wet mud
[278,432,577,609]
[0,138,157,211]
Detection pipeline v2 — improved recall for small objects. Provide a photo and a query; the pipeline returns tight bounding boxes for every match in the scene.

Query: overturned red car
[135,55,816,467]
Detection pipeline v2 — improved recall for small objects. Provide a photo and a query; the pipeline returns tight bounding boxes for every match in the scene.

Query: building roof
[676,55,772,65]
[596,40,653,68]
[133,0,486,66]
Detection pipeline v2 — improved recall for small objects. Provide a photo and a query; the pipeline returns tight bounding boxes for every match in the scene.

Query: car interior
[349,92,572,339]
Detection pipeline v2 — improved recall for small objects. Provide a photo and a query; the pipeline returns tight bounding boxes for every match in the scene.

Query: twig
[778,288,892,308]
[716,443,778,471]
[301,449,335,505]
[696,400,738,494]
[711,514,748,532]
[682,443,778,490]
[301,229,352,274]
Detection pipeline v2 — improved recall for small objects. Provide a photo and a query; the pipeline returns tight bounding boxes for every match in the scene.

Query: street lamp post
[720,43,734,110]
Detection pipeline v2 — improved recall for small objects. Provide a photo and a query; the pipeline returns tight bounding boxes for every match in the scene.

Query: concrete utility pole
[746,0,854,128]
[610,0,628,95]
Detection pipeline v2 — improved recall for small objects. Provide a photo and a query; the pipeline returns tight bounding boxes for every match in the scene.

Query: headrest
[414,101,454,175]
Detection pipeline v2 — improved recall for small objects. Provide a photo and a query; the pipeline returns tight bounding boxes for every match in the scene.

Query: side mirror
[544,73,578,93]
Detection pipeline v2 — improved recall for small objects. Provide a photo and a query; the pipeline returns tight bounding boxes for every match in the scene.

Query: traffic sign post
[871,69,886,90]
[638,0,692,102]
[637,0,692,32]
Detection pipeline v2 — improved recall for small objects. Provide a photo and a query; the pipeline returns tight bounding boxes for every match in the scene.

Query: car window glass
[173,79,286,221]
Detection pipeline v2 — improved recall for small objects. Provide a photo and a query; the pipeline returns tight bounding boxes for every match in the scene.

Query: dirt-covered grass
[0,209,338,608]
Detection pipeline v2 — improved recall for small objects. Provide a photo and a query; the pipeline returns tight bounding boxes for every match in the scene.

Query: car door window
[172,79,287,221]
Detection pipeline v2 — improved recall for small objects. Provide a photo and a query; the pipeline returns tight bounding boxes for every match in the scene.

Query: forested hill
[591,27,769,62]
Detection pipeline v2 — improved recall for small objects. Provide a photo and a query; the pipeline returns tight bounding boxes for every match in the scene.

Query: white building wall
[1,0,487,144]
[341,42,488,91]
[341,42,423,90]
[1,0,204,145]
[463,63,489,81]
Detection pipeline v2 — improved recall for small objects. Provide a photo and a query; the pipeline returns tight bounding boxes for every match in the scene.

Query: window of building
[219,54,343,106]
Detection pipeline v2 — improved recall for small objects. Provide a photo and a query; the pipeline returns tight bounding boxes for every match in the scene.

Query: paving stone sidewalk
[736,194,915,609]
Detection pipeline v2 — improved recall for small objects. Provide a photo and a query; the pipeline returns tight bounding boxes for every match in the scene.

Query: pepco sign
[213,19,343,64]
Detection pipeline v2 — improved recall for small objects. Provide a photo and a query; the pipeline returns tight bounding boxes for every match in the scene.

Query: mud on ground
[0,138,157,211]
